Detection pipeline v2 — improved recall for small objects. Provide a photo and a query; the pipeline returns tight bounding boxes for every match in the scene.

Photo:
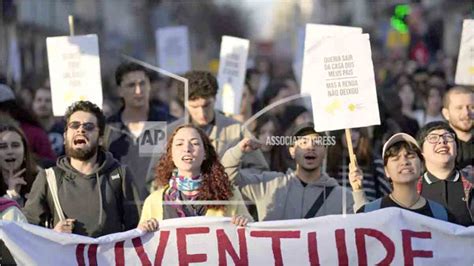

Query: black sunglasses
[67,121,97,132]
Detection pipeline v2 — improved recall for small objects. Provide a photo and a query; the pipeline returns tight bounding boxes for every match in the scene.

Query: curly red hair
[155,124,233,210]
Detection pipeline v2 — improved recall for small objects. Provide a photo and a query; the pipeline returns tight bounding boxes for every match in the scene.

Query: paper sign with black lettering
[455,19,474,85]
[46,35,103,116]
[301,24,363,94]
[301,30,380,131]
[215,36,249,115]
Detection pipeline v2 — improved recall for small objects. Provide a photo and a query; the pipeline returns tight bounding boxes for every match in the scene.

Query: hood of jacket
[56,150,119,179]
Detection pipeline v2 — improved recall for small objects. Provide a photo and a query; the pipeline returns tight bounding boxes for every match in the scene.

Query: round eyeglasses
[425,133,455,144]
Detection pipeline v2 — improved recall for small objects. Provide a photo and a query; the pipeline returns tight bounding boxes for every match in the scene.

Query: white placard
[46,35,103,116]
[455,19,474,85]
[155,26,190,74]
[215,36,249,115]
[301,33,380,132]
[301,24,362,97]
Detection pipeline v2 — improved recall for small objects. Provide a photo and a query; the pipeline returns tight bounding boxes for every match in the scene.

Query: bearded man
[442,86,473,170]
[23,101,140,237]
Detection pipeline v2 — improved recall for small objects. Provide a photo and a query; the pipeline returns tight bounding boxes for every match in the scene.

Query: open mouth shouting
[182,155,195,164]
[303,153,317,163]
[73,135,89,148]
[2,156,21,170]
[4,158,16,163]
[4,157,17,166]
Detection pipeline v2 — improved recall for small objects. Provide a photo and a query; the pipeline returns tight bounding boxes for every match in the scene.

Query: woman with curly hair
[138,124,252,231]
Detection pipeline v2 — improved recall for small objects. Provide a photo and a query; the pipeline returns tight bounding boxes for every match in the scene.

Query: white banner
[46,35,103,116]
[301,28,380,132]
[215,36,250,115]
[455,19,474,85]
[1,208,473,265]
[155,26,191,74]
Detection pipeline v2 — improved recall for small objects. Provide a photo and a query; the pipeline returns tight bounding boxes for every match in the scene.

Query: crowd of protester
[0,33,473,264]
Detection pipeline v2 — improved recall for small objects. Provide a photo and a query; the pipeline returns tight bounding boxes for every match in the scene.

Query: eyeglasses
[425,133,455,144]
[68,121,97,132]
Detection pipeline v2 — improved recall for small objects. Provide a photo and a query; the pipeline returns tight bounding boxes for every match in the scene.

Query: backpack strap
[109,165,125,196]
[107,165,126,218]
[45,168,66,222]
[364,198,383,212]
[427,199,448,221]
[304,186,335,218]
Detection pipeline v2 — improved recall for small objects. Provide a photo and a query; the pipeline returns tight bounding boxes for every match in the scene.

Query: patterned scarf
[164,172,206,218]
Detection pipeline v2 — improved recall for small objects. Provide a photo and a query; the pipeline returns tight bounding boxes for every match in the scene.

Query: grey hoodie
[23,151,140,237]
[222,145,367,221]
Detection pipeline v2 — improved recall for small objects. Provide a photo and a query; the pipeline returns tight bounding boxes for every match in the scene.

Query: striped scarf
[164,173,205,217]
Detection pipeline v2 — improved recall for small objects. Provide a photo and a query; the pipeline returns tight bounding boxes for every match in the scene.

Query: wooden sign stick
[68,15,75,36]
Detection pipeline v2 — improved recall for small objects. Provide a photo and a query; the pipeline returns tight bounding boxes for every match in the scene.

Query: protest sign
[155,26,191,74]
[215,36,250,115]
[46,35,102,116]
[1,208,473,265]
[455,19,474,85]
[301,30,379,132]
[300,24,362,102]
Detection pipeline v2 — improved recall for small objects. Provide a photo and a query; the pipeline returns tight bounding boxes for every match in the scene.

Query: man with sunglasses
[24,101,141,237]
[416,121,473,226]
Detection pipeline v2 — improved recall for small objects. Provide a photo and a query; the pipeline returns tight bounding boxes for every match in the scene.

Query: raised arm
[348,163,369,213]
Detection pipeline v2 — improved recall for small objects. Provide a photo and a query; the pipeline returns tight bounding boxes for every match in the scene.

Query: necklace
[389,193,421,209]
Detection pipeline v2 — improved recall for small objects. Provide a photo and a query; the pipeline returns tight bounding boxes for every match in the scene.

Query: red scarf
[0,198,20,212]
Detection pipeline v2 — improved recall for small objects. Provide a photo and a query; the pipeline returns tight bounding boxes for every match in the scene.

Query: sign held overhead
[47,34,103,116]
[215,36,250,115]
